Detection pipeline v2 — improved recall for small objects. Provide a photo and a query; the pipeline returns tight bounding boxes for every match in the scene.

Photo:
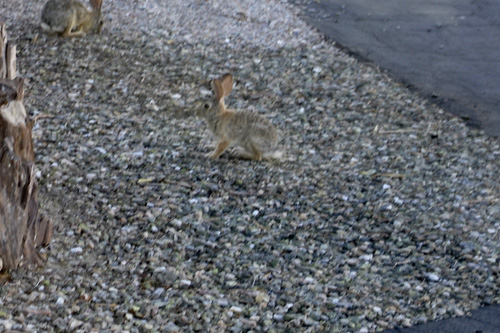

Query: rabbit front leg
[208,140,230,159]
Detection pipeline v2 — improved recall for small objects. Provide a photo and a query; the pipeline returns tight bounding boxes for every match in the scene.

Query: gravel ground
[1,0,499,332]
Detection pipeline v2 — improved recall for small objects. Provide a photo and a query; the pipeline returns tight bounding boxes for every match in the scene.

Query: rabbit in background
[41,0,103,37]
[197,73,282,161]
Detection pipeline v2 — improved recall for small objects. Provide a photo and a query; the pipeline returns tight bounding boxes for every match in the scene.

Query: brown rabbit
[41,0,103,37]
[197,73,282,161]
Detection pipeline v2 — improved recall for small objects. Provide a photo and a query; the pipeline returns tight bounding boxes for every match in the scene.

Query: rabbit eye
[204,104,210,109]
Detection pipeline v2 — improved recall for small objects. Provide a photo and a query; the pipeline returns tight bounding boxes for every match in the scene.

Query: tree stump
[0,23,52,272]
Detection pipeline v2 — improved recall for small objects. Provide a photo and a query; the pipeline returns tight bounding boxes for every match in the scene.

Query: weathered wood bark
[0,23,52,272]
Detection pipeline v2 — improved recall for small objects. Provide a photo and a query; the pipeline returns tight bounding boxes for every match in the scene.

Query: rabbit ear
[220,73,233,97]
[212,78,224,103]
[90,0,102,10]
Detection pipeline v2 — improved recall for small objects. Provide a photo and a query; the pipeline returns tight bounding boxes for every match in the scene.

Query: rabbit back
[41,0,101,36]
[209,109,279,159]
[229,110,278,152]
[41,0,85,32]
[198,73,282,160]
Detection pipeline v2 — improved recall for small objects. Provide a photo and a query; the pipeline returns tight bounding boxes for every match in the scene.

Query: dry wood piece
[0,23,52,272]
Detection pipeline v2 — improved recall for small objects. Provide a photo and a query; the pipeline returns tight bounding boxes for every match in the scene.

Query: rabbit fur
[197,74,282,161]
[41,0,103,37]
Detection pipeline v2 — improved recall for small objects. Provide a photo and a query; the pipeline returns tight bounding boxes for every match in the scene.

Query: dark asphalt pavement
[289,0,500,331]
[383,304,500,333]
[291,0,500,137]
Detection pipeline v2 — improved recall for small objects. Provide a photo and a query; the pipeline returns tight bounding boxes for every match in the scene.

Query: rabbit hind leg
[227,143,262,161]
[62,15,85,37]
[251,144,262,161]
[242,142,262,161]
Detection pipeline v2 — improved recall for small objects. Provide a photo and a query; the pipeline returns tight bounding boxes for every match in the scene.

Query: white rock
[426,273,440,282]
[229,306,242,314]
[0,320,14,330]
[86,173,97,180]
[95,147,107,154]
[70,247,83,254]
[393,220,403,227]
[70,319,83,329]
[359,254,373,261]
[303,276,316,284]
[180,279,192,286]
[154,266,167,273]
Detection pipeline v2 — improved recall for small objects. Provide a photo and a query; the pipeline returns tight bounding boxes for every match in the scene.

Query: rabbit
[196,73,282,161]
[41,0,103,37]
